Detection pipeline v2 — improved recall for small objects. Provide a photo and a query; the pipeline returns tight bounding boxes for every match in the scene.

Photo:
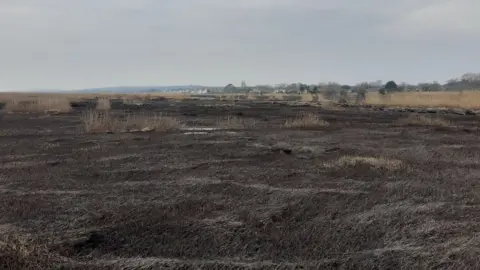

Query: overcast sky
[1,0,479,90]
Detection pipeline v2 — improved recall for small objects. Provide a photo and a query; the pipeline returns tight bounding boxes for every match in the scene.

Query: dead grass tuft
[124,113,184,132]
[4,97,71,113]
[95,98,111,110]
[81,110,183,133]
[366,91,480,109]
[81,110,120,133]
[217,115,257,129]
[326,155,404,170]
[397,114,451,128]
[0,234,59,269]
[284,112,330,129]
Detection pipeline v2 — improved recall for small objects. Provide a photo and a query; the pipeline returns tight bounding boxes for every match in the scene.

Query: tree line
[219,72,480,95]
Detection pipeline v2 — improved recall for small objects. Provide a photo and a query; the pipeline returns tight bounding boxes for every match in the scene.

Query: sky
[1,0,479,90]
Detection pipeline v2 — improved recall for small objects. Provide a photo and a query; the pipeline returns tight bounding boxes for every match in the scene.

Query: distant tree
[384,81,399,93]
[254,85,274,93]
[326,82,342,91]
[285,83,299,94]
[378,88,386,95]
[443,75,480,90]
[240,80,247,89]
[322,89,337,100]
[357,88,367,98]
[305,85,320,101]
[356,89,367,104]
[338,89,348,104]
[418,82,442,92]
[275,83,287,90]
[341,85,351,90]
[355,82,371,91]
[369,80,383,88]
[298,83,309,93]
[224,84,236,93]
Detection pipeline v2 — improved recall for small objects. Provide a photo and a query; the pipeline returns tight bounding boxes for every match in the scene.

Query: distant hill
[73,85,206,93]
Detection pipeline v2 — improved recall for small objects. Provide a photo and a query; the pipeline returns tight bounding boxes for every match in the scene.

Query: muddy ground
[1,99,480,269]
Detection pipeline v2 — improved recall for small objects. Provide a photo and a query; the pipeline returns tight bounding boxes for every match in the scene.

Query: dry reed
[81,110,183,133]
[366,91,480,109]
[325,156,404,171]
[397,114,451,128]
[217,115,257,129]
[284,112,330,129]
[95,98,111,110]
[3,97,71,113]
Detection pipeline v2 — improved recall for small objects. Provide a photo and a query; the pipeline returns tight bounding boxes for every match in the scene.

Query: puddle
[182,127,219,135]
[181,127,240,135]
[183,132,209,135]
[182,127,219,131]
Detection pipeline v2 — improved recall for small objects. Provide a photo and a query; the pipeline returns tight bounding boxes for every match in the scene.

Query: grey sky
[1,0,479,90]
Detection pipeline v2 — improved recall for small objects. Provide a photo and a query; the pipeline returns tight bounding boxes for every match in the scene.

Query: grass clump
[284,112,330,129]
[326,155,404,171]
[124,113,184,132]
[366,91,480,109]
[0,234,59,270]
[4,97,71,113]
[217,115,257,129]
[397,114,451,128]
[81,110,183,133]
[81,110,120,133]
[95,98,111,110]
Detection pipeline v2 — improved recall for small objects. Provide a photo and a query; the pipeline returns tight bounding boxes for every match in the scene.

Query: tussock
[217,115,257,129]
[284,112,329,129]
[326,155,404,171]
[81,110,120,133]
[124,113,184,132]
[81,110,183,133]
[95,98,111,110]
[366,91,480,109]
[397,114,451,128]
[0,234,60,269]
[4,97,71,113]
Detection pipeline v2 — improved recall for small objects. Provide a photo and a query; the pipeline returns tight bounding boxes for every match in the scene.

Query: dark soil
[1,100,480,269]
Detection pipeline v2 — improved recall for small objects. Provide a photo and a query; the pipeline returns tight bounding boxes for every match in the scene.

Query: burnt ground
[2,99,480,269]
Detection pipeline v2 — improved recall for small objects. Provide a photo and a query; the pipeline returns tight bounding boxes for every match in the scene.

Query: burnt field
[2,98,480,269]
